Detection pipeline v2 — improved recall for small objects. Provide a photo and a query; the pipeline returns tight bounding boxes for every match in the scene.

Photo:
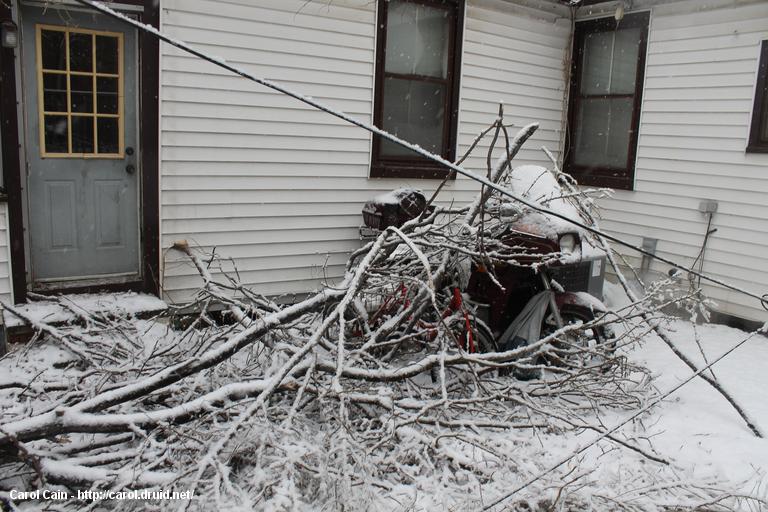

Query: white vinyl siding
[158,0,570,302]
[461,0,571,173]
[0,205,12,305]
[595,0,768,322]
[159,0,377,302]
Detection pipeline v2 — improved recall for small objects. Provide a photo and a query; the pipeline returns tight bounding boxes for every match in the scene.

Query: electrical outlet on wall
[698,200,718,214]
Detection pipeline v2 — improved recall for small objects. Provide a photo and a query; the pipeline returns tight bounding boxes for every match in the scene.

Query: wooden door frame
[0,0,159,302]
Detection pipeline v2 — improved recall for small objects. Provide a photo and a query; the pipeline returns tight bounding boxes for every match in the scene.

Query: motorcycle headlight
[559,233,578,253]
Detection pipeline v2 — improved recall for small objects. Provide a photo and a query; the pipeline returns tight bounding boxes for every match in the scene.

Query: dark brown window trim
[747,40,768,153]
[0,0,159,303]
[564,11,649,191]
[370,0,464,180]
[138,0,160,297]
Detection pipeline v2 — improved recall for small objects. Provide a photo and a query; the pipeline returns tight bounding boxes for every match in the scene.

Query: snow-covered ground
[629,316,768,491]
[2,284,767,511]
[586,280,767,506]
[389,287,768,510]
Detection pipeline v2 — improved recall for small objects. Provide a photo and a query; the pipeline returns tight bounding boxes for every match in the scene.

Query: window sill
[746,144,768,154]
[370,163,456,180]
[563,166,634,191]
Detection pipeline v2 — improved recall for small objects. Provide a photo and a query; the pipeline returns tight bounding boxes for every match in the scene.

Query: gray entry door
[21,5,140,285]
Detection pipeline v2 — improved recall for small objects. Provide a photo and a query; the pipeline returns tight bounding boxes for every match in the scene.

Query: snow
[3,283,768,509]
[42,459,175,486]
[506,165,589,245]
[601,281,768,493]
[0,342,76,393]
[566,290,608,312]
[2,292,167,329]
[628,318,768,486]
[509,165,582,223]
[372,187,423,205]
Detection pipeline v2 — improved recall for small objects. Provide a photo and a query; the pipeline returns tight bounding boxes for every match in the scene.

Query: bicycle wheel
[468,318,497,353]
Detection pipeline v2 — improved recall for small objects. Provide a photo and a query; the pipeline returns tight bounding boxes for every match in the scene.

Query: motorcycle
[360,165,613,373]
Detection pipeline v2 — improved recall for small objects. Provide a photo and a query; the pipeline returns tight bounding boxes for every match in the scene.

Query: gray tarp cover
[497,291,552,350]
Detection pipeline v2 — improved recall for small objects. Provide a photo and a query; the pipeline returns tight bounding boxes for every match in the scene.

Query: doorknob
[126,146,134,156]
[126,164,136,175]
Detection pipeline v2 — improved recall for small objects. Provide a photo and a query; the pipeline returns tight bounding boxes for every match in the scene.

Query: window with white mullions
[36,25,123,158]
[564,12,649,190]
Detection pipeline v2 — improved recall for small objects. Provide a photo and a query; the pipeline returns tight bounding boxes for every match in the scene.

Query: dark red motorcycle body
[465,232,607,340]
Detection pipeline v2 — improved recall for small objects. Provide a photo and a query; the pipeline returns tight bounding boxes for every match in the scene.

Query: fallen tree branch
[541,146,764,439]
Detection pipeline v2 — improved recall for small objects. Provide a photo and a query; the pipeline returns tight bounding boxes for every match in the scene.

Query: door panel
[46,181,77,249]
[94,179,124,248]
[21,5,140,284]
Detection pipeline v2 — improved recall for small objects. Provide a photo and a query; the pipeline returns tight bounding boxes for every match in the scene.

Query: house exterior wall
[584,0,768,322]
[157,0,571,303]
[155,0,767,322]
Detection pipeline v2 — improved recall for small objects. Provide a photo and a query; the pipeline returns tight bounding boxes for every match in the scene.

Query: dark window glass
[44,115,69,153]
[371,0,463,179]
[97,117,119,154]
[573,97,633,168]
[763,85,768,136]
[747,41,768,152]
[96,35,119,74]
[384,2,449,79]
[380,78,446,157]
[96,76,119,114]
[41,30,66,70]
[564,13,649,190]
[42,73,67,112]
[69,32,93,72]
[71,116,94,153]
[70,74,94,113]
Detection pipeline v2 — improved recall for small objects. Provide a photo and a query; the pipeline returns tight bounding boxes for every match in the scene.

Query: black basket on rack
[362,189,428,231]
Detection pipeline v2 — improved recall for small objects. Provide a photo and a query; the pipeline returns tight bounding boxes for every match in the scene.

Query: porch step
[2,292,168,346]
